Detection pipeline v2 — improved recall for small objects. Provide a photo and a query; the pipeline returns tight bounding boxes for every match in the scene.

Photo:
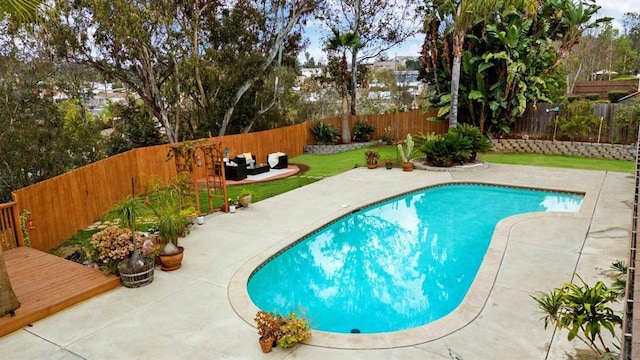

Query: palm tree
[0,0,41,23]
[326,28,361,143]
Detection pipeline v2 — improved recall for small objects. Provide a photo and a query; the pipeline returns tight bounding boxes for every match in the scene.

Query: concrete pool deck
[0,164,633,359]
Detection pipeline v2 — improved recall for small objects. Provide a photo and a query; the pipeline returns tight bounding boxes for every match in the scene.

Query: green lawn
[479,153,635,173]
[54,147,635,257]
[290,144,401,177]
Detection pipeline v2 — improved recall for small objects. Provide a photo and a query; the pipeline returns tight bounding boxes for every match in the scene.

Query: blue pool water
[247,184,583,334]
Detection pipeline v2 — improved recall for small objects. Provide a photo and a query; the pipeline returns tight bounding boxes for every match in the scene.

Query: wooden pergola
[167,140,229,215]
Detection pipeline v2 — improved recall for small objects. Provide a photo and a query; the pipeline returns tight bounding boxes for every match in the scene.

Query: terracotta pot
[259,337,274,353]
[402,162,414,172]
[159,246,184,271]
[367,163,378,169]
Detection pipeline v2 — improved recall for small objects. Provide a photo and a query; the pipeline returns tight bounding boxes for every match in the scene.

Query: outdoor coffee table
[247,163,270,176]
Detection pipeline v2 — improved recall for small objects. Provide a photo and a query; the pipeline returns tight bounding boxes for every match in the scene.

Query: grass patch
[201,175,320,210]
[290,144,401,177]
[479,153,634,173]
[56,147,634,258]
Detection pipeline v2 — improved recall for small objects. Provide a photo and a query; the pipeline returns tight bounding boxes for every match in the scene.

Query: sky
[300,0,637,65]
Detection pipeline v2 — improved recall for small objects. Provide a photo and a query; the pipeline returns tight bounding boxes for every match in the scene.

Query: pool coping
[227,179,598,349]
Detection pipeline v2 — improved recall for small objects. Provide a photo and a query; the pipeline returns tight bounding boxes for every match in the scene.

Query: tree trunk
[0,247,20,317]
[350,49,358,116]
[449,32,464,129]
[341,53,351,143]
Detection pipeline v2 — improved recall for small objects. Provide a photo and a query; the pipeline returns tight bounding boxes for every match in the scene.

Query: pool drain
[350,329,360,334]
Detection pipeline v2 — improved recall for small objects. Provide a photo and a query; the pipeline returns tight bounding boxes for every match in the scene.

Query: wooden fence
[512,102,638,144]
[317,109,446,143]
[5,109,442,252]
[0,202,24,251]
[570,80,639,100]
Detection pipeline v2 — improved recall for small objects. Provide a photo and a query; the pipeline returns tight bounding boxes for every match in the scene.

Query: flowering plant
[141,236,163,258]
[91,226,143,274]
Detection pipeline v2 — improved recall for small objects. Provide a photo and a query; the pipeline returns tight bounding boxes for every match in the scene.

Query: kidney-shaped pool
[245,184,583,335]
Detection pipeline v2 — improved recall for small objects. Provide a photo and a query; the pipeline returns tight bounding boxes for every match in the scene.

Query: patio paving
[0,163,633,359]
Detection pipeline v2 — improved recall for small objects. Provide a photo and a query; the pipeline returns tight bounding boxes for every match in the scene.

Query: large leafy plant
[531,273,623,357]
[311,121,340,145]
[421,0,604,134]
[352,121,375,142]
[419,129,476,167]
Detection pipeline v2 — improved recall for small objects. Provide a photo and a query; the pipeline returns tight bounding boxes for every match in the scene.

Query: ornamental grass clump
[91,226,143,274]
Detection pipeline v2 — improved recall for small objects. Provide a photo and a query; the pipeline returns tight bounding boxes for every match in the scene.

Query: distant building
[371,56,419,72]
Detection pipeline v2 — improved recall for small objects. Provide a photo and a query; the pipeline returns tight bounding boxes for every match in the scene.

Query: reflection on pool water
[247,184,583,334]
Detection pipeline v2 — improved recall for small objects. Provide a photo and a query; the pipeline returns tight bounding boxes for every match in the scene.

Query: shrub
[255,311,280,341]
[420,132,472,167]
[555,101,599,141]
[584,93,600,101]
[445,132,473,164]
[310,121,340,145]
[91,226,143,274]
[531,266,625,357]
[567,95,580,103]
[352,121,375,142]
[608,90,631,103]
[277,312,312,349]
[449,124,492,161]
[613,98,640,132]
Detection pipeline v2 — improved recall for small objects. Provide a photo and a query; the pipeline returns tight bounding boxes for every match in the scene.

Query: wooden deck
[0,247,121,337]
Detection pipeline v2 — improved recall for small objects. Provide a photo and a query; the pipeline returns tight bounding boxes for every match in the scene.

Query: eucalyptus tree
[201,0,318,136]
[322,0,422,115]
[44,0,188,142]
[44,1,316,140]
[623,12,640,70]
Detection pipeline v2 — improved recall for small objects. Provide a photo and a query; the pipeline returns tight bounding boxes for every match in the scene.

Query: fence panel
[310,109,444,143]
[571,80,639,100]
[0,202,23,251]
[512,102,638,144]
[6,112,444,252]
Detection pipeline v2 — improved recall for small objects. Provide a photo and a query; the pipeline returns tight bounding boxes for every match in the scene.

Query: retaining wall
[303,140,382,155]
[491,139,637,161]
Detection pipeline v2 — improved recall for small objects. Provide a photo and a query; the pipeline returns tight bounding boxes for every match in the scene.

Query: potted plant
[157,211,187,271]
[364,150,379,169]
[110,197,155,287]
[384,158,393,169]
[237,188,255,208]
[255,310,280,353]
[277,312,312,349]
[397,133,415,171]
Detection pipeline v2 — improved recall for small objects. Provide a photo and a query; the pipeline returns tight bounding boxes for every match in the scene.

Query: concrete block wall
[303,140,382,155]
[491,139,637,161]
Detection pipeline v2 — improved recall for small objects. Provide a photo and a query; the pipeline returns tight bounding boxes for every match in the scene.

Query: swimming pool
[247,184,583,334]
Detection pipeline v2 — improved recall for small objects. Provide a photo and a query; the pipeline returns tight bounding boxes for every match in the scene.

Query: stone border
[491,139,637,161]
[412,158,489,172]
[304,140,382,155]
